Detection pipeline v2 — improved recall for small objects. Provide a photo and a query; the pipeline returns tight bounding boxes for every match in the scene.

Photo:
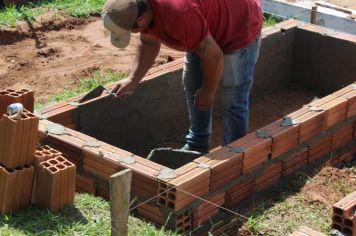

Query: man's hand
[111,78,139,98]
[111,33,161,99]
[194,87,215,111]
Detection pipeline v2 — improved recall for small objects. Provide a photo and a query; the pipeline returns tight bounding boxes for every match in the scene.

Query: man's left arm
[194,34,224,111]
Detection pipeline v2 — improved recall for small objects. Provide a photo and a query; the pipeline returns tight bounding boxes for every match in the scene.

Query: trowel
[79,85,116,103]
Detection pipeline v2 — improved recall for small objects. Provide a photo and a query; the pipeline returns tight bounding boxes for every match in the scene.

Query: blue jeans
[182,35,261,153]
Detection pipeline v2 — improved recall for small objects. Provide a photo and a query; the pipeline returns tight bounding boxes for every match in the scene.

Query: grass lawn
[242,164,356,236]
[0,193,179,236]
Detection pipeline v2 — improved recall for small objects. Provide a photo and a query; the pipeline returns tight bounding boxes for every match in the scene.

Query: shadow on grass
[0,204,88,235]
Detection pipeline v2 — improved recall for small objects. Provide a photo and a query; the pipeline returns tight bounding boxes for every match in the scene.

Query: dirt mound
[302,166,356,206]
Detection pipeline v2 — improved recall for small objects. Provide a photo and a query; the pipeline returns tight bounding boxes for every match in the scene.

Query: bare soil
[0,15,182,103]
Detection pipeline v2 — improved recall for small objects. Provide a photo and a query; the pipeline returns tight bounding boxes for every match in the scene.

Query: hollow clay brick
[0,91,22,115]
[228,132,271,174]
[157,163,210,211]
[194,146,243,192]
[258,119,300,158]
[21,165,34,209]
[333,191,356,219]
[333,83,356,119]
[175,211,192,234]
[255,162,282,192]
[84,152,158,200]
[332,124,353,151]
[310,95,347,129]
[282,148,308,176]
[0,165,34,216]
[308,135,332,163]
[36,158,76,212]
[192,192,225,228]
[76,172,96,194]
[33,146,63,204]
[338,146,356,164]
[225,179,254,208]
[0,111,38,168]
[136,204,166,226]
[287,105,325,144]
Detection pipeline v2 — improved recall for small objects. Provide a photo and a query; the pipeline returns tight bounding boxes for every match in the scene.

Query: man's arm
[194,34,224,111]
[112,33,161,97]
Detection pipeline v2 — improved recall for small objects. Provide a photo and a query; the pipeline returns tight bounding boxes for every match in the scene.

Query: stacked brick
[259,118,299,158]
[157,163,210,211]
[308,135,332,163]
[0,89,34,115]
[225,180,254,208]
[83,144,163,200]
[0,110,39,168]
[137,204,166,226]
[0,91,38,216]
[39,100,77,130]
[192,192,225,229]
[282,148,308,176]
[228,132,272,174]
[75,172,96,194]
[333,84,356,119]
[255,162,282,192]
[194,146,243,192]
[332,191,356,236]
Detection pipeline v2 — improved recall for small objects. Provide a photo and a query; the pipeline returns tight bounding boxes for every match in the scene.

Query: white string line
[175,187,284,235]
[263,9,312,20]
[128,185,176,212]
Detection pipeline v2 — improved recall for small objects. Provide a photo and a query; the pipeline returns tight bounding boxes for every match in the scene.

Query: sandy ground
[0,16,182,103]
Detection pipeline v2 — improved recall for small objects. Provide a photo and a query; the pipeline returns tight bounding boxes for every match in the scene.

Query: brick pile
[0,91,76,215]
[0,92,38,215]
[0,89,34,115]
[332,191,356,236]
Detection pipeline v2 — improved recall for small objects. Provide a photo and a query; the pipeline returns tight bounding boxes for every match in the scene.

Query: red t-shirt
[143,0,263,53]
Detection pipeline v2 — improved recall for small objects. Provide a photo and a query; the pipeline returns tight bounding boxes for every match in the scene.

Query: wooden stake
[310,5,318,24]
[110,169,132,236]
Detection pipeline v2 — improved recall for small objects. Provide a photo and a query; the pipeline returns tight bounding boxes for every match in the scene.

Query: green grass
[0,0,105,28]
[0,4,43,28]
[34,70,126,110]
[263,13,281,27]
[0,193,179,236]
